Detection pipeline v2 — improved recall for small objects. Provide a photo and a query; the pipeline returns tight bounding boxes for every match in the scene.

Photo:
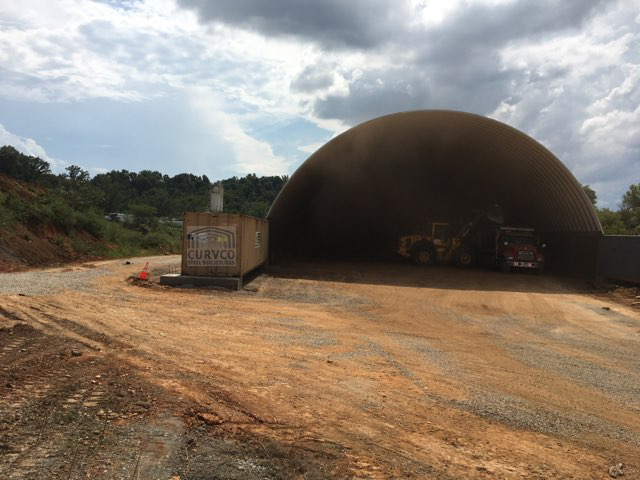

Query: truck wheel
[501,262,511,273]
[412,243,436,266]
[456,251,474,267]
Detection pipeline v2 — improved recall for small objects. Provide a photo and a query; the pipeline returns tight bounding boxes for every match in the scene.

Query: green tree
[598,208,628,235]
[0,145,51,182]
[61,165,104,211]
[582,185,597,207]
[128,203,158,231]
[65,165,90,182]
[222,174,287,217]
[91,170,136,213]
[620,183,640,234]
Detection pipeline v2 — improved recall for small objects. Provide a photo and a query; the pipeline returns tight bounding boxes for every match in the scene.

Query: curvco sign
[186,226,236,267]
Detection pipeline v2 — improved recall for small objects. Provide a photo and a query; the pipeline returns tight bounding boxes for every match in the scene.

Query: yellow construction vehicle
[396,207,503,267]
[396,222,474,266]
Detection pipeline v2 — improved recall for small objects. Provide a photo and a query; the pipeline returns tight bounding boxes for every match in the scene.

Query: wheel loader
[396,222,475,266]
[396,207,503,267]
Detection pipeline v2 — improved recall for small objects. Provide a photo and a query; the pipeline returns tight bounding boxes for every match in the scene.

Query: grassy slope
[0,174,180,271]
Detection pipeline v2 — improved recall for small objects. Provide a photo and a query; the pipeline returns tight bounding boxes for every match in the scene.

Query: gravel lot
[0,266,109,295]
[1,258,639,479]
[504,343,640,407]
[258,316,340,348]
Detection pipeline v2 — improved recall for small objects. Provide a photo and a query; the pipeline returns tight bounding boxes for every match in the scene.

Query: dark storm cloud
[311,0,605,123]
[408,0,605,77]
[178,0,605,123]
[290,64,335,93]
[178,0,604,51]
[417,0,605,55]
[313,68,430,124]
[176,0,608,122]
[313,56,514,125]
[177,0,405,49]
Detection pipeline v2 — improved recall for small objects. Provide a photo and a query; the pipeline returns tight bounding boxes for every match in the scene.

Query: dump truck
[491,226,545,272]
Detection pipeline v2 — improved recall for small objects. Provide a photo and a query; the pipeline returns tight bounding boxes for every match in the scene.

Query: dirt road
[1,256,639,479]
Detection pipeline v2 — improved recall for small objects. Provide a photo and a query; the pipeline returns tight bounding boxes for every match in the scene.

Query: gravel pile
[0,268,110,295]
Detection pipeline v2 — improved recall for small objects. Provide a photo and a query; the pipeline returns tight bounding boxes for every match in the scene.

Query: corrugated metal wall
[597,235,640,284]
[268,110,602,267]
[542,233,601,277]
[239,215,270,276]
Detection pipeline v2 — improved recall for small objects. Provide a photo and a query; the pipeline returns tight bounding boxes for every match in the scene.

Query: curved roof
[269,110,601,257]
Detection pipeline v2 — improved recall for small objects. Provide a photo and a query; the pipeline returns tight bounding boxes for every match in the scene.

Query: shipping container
[181,212,269,277]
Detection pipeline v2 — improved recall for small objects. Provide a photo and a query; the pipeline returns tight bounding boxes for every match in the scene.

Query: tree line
[0,145,287,220]
[0,145,288,258]
[1,144,636,237]
[583,184,640,235]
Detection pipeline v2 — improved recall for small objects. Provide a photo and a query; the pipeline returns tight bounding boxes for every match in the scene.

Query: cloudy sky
[0,0,638,207]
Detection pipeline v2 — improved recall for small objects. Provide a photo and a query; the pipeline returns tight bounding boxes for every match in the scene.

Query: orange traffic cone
[138,262,149,281]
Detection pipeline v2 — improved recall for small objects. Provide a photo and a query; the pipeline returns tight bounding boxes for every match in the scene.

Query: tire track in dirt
[0,314,356,479]
[3,258,639,478]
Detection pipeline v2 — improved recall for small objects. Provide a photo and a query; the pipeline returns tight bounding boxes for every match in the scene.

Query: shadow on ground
[265,260,591,294]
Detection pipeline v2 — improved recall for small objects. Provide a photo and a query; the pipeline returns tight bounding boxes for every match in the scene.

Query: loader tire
[456,250,474,267]
[412,243,436,266]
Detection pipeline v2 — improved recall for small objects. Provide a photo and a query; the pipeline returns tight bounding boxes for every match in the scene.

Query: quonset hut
[268,110,602,275]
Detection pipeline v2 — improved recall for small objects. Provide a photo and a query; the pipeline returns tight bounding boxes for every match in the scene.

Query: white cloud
[0,0,201,102]
[0,123,65,170]
[581,104,640,157]
[489,0,640,206]
[0,0,638,207]
[186,87,290,176]
[297,142,326,155]
[89,167,109,175]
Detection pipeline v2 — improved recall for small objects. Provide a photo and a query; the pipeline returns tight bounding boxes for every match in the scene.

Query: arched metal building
[268,110,602,273]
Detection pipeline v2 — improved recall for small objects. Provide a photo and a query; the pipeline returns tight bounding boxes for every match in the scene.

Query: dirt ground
[1,256,639,479]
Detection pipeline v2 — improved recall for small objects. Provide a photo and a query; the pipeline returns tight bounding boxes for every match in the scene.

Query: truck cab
[496,227,545,272]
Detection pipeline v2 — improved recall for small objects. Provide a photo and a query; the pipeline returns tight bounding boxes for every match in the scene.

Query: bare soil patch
[1,256,638,478]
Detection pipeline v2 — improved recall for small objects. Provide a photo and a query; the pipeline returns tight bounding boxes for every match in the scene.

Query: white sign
[186,225,236,267]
